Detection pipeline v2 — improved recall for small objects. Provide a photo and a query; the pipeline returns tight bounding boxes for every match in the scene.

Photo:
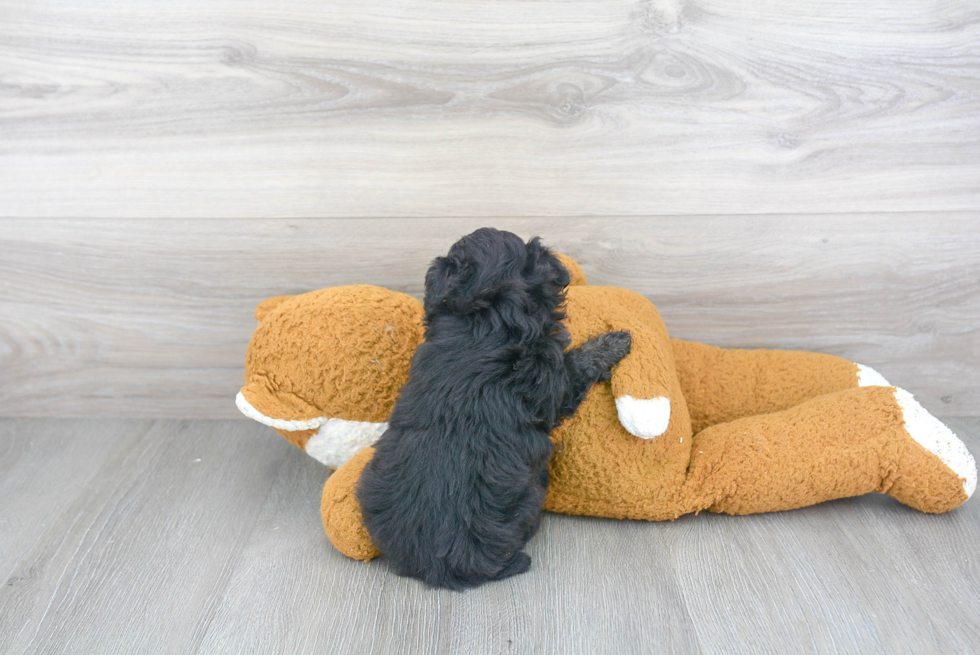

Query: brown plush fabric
[254,295,294,322]
[565,286,682,403]
[544,285,694,520]
[322,385,968,559]
[242,285,424,424]
[276,428,317,450]
[239,255,973,562]
[686,386,968,515]
[545,380,692,520]
[671,339,860,434]
[321,447,381,562]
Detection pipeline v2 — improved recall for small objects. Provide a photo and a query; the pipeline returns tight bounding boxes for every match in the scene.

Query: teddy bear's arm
[607,324,680,440]
[564,287,682,441]
[680,385,975,516]
[670,339,889,434]
[562,286,684,440]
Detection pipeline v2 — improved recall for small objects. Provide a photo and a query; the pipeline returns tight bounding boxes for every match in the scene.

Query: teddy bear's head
[236,285,424,466]
[237,253,588,467]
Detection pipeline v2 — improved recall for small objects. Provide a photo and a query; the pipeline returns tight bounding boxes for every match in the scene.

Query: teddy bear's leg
[670,338,889,434]
[680,386,976,517]
[321,447,381,562]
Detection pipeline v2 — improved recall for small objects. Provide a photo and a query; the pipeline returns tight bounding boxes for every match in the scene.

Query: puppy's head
[423,228,569,319]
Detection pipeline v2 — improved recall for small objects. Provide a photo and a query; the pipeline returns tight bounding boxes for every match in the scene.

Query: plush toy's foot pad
[895,388,976,501]
[856,363,891,387]
[614,395,671,439]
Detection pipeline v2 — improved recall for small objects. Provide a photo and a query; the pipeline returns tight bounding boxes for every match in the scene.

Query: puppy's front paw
[601,330,632,364]
[589,330,631,381]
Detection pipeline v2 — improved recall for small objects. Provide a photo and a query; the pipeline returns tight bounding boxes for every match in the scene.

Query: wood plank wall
[1,217,977,418]
[1,0,978,418]
[2,0,978,218]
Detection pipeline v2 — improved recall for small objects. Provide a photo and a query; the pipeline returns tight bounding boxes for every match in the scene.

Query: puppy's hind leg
[493,551,532,581]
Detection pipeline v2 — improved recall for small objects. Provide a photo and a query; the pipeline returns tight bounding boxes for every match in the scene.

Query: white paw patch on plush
[856,363,891,387]
[615,396,671,440]
[895,388,977,499]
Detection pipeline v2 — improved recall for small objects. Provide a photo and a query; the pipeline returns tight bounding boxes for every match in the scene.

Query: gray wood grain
[1,0,978,218]
[0,417,978,654]
[663,493,980,653]
[198,452,700,655]
[0,419,152,583]
[0,419,288,655]
[1,216,977,418]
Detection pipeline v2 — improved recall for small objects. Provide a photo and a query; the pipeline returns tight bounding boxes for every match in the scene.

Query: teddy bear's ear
[254,295,295,322]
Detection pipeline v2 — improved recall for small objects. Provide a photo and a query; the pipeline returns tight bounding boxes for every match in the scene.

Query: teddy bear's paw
[895,388,976,500]
[856,363,891,387]
[236,391,388,468]
[615,395,671,440]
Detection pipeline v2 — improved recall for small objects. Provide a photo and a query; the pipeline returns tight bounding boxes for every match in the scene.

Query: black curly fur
[356,228,631,590]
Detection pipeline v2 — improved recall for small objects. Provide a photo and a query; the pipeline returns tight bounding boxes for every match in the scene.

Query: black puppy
[356,228,631,590]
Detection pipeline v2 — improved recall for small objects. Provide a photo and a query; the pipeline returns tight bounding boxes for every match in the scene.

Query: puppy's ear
[526,237,570,288]
[423,256,458,316]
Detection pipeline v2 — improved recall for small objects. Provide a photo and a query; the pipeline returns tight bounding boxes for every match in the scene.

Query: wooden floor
[1,417,978,654]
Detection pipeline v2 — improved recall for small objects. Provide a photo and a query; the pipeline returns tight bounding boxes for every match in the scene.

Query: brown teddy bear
[236,255,976,562]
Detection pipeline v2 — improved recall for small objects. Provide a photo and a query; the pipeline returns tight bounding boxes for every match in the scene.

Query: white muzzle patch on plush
[895,388,977,499]
[235,391,388,468]
[304,419,389,468]
[615,396,671,440]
